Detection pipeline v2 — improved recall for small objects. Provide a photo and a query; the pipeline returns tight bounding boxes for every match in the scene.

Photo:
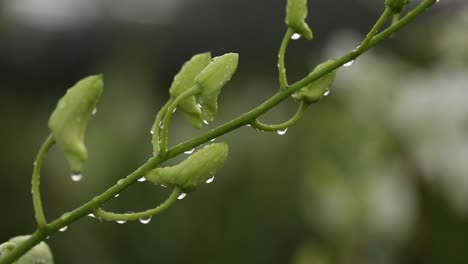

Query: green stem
[94,188,181,222]
[278,28,294,90]
[250,101,308,131]
[159,85,200,157]
[31,135,55,229]
[356,7,392,53]
[0,1,436,263]
[151,99,173,156]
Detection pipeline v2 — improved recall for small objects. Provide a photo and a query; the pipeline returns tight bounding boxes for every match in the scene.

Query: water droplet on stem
[59,226,68,232]
[277,128,288,136]
[178,193,187,200]
[139,216,152,224]
[206,176,215,184]
[71,173,82,182]
[291,33,301,40]
[184,148,195,154]
[344,60,354,67]
[138,177,146,182]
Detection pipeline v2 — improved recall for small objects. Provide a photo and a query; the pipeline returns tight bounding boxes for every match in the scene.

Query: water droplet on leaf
[59,226,68,232]
[178,193,187,200]
[324,89,330,96]
[116,219,127,224]
[138,177,146,182]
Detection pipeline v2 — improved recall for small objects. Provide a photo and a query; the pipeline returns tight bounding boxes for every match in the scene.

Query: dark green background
[1,0,468,263]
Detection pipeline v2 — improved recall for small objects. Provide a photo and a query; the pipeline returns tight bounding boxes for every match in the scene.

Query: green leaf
[195,53,239,123]
[292,60,336,104]
[48,74,103,174]
[0,236,54,264]
[285,0,313,40]
[146,142,229,192]
[169,52,211,129]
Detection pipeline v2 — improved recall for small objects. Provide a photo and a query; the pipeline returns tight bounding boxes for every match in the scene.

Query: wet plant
[0,0,439,263]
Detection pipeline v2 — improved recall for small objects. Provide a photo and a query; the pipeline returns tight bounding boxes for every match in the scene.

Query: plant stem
[356,7,392,53]
[152,99,173,156]
[0,1,436,263]
[94,188,181,222]
[31,135,55,229]
[250,101,308,131]
[278,28,294,90]
[159,85,200,157]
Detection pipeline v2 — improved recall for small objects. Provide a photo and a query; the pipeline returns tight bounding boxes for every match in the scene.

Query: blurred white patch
[5,0,182,29]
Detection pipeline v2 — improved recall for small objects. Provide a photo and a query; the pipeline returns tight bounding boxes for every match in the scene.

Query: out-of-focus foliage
[0,1,467,264]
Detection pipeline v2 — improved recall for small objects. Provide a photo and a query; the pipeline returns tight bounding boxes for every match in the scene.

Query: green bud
[292,60,336,104]
[195,53,239,123]
[385,0,409,14]
[285,0,313,40]
[169,52,211,129]
[146,142,229,192]
[48,74,103,174]
[0,235,54,264]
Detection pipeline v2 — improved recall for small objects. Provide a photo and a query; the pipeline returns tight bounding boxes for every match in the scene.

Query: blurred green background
[1,0,467,263]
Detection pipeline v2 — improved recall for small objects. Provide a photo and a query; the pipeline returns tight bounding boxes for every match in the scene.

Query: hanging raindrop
[184,148,195,154]
[71,173,82,182]
[138,177,146,182]
[178,193,187,200]
[139,216,152,224]
[344,60,354,67]
[206,176,215,184]
[59,226,68,232]
[277,128,288,136]
[291,33,301,40]
[324,89,330,96]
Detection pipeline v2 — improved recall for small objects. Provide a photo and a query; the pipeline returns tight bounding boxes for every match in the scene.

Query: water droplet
[33,161,37,166]
[172,108,177,113]
[178,193,187,200]
[138,177,146,182]
[92,108,97,115]
[203,119,209,125]
[87,213,96,218]
[160,184,167,188]
[436,0,440,2]
[71,173,82,182]
[150,129,154,135]
[59,226,68,232]
[245,124,251,127]
[197,103,203,109]
[116,219,127,224]
[206,176,215,184]
[184,148,195,154]
[277,128,288,135]
[324,89,330,97]
[210,138,216,142]
[344,60,354,67]
[139,216,152,224]
[291,33,301,40]
[114,194,120,198]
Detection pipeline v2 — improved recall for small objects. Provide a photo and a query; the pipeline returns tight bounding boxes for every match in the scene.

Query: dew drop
[139,216,152,224]
[210,138,216,142]
[150,129,154,135]
[206,176,215,184]
[116,219,127,224]
[178,193,187,200]
[184,148,195,154]
[277,128,288,136]
[245,124,251,127]
[92,108,97,115]
[344,60,354,67]
[291,33,301,40]
[59,226,68,232]
[203,119,209,125]
[114,194,120,198]
[172,108,177,113]
[324,89,330,97]
[87,213,96,218]
[71,173,82,182]
[160,184,167,188]
[138,177,146,182]
[197,103,203,109]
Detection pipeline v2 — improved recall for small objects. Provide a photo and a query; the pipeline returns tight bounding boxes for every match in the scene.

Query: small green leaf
[0,235,54,264]
[285,0,313,40]
[169,52,211,129]
[195,53,239,123]
[48,74,103,174]
[146,142,229,192]
[385,0,409,14]
[292,60,336,104]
